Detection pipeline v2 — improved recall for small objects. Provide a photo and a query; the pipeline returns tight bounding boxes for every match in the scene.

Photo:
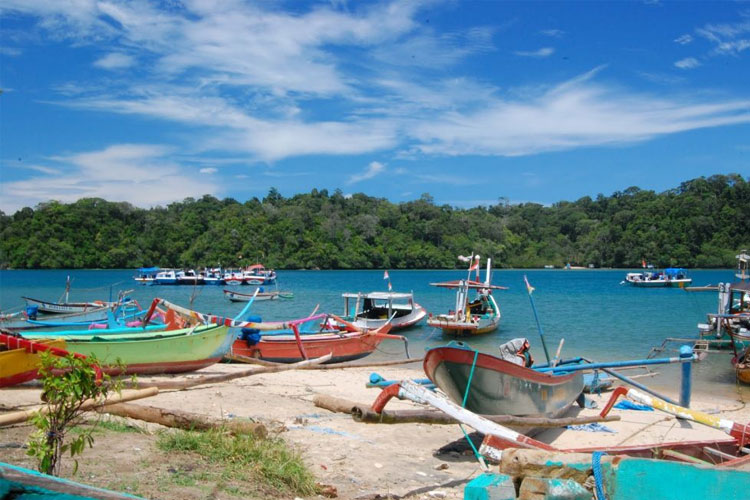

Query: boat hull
[426,315,500,336]
[22,297,111,314]
[0,340,66,387]
[423,346,584,417]
[627,278,692,288]
[231,331,385,364]
[62,325,234,375]
[348,306,427,331]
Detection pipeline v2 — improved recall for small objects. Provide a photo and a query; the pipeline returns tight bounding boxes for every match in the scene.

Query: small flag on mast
[524,275,535,295]
[642,259,647,268]
[468,256,480,271]
[384,270,392,291]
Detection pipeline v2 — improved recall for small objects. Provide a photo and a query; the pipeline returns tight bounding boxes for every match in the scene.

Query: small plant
[26,352,122,476]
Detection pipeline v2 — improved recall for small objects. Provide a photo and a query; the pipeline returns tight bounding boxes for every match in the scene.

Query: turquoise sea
[1,268,746,400]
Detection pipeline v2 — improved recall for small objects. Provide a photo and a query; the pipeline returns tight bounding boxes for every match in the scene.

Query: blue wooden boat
[0,461,144,499]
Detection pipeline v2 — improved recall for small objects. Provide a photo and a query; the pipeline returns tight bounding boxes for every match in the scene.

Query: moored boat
[342,291,426,331]
[223,288,294,302]
[624,267,692,287]
[423,343,584,417]
[427,256,505,336]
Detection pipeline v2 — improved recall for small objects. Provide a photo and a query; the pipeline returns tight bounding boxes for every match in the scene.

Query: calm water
[1,268,746,400]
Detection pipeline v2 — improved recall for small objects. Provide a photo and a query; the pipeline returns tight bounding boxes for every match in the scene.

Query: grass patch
[97,418,147,434]
[157,428,317,497]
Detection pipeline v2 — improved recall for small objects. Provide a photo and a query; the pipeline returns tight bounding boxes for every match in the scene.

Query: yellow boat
[0,339,66,387]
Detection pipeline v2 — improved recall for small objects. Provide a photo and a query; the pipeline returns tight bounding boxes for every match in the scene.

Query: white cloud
[0,144,219,212]
[347,161,385,184]
[674,34,693,45]
[696,16,750,56]
[674,57,701,69]
[408,68,750,157]
[514,47,555,58]
[93,52,135,70]
[0,46,22,56]
[199,167,217,174]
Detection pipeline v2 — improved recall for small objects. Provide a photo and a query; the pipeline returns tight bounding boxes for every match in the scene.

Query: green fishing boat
[23,324,234,375]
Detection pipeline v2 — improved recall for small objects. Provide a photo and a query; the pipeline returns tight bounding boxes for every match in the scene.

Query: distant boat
[223,288,294,302]
[624,267,692,287]
[341,291,426,331]
[427,255,506,336]
[737,250,749,281]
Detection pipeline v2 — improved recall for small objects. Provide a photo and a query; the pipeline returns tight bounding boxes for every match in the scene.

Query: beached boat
[466,449,750,500]
[45,324,234,375]
[423,344,584,417]
[231,316,402,364]
[22,296,118,315]
[0,461,144,500]
[624,267,692,287]
[427,256,505,336]
[223,288,294,302]
[2,301,148,331]
[732,346,750,384]
[341,291,426,331]
[0,338,66,387]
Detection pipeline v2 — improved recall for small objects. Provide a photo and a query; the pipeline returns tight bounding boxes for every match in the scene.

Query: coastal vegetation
[0,173,747,269]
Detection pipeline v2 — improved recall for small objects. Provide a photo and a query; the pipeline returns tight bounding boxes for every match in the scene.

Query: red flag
[642,259,647,268]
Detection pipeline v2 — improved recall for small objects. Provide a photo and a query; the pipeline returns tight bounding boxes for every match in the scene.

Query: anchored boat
[342,291,426,331]
[427,256,506,336]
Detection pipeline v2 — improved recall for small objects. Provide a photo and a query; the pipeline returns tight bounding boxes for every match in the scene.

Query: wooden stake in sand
[100,403,267,438]
[0,387,159,428]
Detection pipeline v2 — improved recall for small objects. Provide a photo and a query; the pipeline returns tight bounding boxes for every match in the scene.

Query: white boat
[341,291,426,331]
[240,264,277,285]
[624,268,692,287]
[427,256,506,336]
[133,266,160,285]
[223,288,294,302]
[736,251,749,281]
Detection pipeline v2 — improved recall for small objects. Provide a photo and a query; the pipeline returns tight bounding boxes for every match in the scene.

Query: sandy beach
[1,361,749,499]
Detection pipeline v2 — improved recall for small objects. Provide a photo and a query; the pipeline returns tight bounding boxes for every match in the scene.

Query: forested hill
[0,174,748,270]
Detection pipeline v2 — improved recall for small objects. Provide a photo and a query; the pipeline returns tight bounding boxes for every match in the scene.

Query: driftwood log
[99,402,267,438]
[0,387,159,428]
[313,394,620,427]
[124,353,332,391]
[226,353,423,370]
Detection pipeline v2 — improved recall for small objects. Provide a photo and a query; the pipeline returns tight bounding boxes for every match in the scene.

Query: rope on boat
[592,451,607,500]
[458,349,486,467]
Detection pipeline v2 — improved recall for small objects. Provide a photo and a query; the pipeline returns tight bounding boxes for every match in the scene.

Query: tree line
[0,174,747,270]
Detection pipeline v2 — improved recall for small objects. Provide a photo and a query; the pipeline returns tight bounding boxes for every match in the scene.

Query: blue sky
[1,0,749,214]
